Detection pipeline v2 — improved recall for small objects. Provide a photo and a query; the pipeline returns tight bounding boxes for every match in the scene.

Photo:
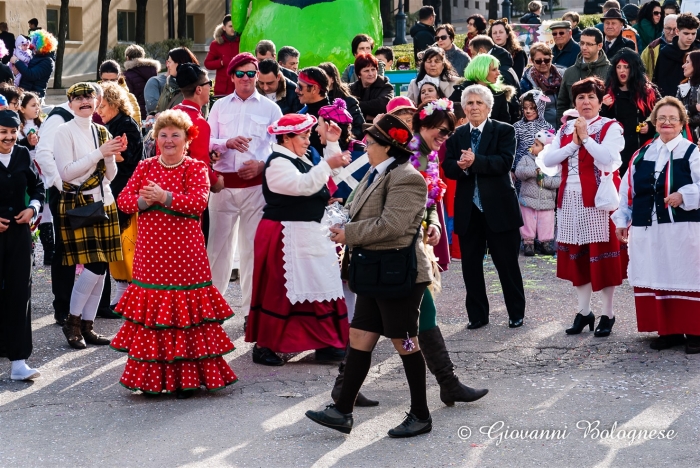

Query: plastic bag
[595,172,620,211]
[320,202,349,238]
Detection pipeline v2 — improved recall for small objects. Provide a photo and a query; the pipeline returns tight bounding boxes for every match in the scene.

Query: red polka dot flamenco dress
[111,156,237,394]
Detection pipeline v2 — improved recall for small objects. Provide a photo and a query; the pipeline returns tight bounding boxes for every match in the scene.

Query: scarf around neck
[529,66,562,95]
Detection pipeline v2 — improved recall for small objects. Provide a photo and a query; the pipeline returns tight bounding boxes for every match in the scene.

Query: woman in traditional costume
[542,77,628,337]
[111,109,237,398]
[613,97,700,354]
[245,113,350,364]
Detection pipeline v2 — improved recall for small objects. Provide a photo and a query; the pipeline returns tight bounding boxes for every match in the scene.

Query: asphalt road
[1,251,698,467]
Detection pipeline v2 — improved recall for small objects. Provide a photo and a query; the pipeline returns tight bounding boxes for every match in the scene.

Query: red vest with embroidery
[557,119,621,208]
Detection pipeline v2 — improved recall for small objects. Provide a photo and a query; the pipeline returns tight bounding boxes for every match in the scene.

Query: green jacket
[556,52,611,123]
[634,18,662,52]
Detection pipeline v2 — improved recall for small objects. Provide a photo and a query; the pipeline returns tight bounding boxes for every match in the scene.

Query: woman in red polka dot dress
[111,109,237,398]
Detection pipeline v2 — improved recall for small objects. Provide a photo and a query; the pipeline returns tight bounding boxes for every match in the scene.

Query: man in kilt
[54,83,126,349]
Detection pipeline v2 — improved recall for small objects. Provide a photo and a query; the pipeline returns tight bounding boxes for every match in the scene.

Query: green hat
[66,82,96,99]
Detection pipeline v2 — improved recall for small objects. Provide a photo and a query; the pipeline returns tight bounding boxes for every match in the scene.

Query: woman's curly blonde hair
[153,109,195,140]
[100,81,135,118]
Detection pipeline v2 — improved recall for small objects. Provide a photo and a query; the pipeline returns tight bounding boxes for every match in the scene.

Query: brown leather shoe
[62,314,86,349]
[80,320,111,345]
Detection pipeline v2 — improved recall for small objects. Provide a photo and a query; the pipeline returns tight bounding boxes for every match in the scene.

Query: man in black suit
[601,9,635,58]
[442,84,526,330]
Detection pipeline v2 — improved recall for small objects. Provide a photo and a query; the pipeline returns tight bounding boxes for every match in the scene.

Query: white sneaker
[10,364,41,381]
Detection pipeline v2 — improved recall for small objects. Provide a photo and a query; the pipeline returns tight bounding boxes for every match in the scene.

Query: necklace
[158,155,185,169]
[407,135,446,208]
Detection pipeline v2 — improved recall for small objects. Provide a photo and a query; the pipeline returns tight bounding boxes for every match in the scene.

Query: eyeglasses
[664,27,676,32]
[8,101,18,107]
[101,78,118,82]
[437,127,453,137]
[365,139,378,147]
[551,30,568,36]
[198,80,213,87]
[534,58,551,65]
[434,34,450,41]
[653,11,662,16]
[656,116,680,123]
[234,70,257,79]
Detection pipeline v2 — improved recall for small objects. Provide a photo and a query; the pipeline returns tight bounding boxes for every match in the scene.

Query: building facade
[0,0,226,83]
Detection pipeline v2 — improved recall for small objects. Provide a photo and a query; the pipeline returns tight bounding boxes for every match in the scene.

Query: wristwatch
[29,205,38,218]
[581,137,589,145]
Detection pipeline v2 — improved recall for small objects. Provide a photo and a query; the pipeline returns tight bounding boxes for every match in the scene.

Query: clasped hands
[457,148,475,170]
[572,117,589,146]
[139,180,168,206]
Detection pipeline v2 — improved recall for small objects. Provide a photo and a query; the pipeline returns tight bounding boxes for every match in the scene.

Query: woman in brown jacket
[305,114,435,438]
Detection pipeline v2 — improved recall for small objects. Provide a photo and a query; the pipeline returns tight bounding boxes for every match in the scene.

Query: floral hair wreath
[488,18,508,25]
[419,98,454,120]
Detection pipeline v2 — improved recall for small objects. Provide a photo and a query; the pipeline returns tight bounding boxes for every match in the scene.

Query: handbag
[66,173,108,229]
[347,228,421,299]
[594,171,620,212]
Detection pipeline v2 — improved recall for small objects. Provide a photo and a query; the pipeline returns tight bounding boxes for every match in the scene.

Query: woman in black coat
[96,82,143,311]
[348,54,394,122]
[0,110,44,381]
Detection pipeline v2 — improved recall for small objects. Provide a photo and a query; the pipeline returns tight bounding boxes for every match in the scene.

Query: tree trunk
[177,0,187,39]
[380,0,395,38]
[97,0,111,79]
[135,0,148,44]
[53,0,70,89]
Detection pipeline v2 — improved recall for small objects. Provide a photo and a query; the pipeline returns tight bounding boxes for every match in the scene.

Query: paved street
[1,250,698,467]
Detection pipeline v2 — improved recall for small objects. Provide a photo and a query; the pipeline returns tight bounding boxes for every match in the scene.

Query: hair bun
[332,98,347,110]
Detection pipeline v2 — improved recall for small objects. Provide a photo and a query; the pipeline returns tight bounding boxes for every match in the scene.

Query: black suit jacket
[604,35,635,60]
[442,119,523,235]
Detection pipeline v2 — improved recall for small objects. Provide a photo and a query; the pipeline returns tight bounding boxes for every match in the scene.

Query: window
[475,1,480,9]
[118,11,136,42]
[453,0,457,6]
[186,14,206,43]
[46,8,60,36]
[486,2,490,9]
[464,0,469,7]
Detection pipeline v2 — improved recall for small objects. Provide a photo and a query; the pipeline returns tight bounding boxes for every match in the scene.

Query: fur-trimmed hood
[124,57,161,72]
[213,24,239,45]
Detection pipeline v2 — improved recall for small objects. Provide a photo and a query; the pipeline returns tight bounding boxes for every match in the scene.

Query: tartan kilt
[58,194,123,266]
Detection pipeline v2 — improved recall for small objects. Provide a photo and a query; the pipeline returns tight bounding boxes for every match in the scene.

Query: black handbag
[66,173,108,230]
[347,228,421,299]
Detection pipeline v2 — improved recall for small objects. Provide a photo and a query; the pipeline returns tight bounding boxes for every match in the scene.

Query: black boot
[418,326,488,406]
[38,222,55,266]
[541,240,556,256]
[594,315,616,337]
[331,361,379,407]
[565,312,595,335]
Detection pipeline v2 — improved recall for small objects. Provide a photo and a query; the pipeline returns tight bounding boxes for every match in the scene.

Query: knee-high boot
[418,326,489,406]
[331,344,379,407]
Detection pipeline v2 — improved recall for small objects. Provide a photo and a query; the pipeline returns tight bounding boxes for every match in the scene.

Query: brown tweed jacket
[344,158,433,285]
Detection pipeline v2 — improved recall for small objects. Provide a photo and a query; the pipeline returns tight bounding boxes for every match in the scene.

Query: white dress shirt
[208,89,282,173]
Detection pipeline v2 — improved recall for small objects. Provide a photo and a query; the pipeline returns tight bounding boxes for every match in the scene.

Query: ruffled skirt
[111,283,237,394]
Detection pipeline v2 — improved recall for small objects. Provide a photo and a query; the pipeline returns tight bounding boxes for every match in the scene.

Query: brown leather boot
[80,320,111,345]
[62,314,86,349]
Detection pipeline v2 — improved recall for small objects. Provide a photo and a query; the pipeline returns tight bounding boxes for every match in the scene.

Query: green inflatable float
[231,0,383,71]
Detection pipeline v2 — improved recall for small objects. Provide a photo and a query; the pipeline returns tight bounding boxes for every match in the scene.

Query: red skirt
[556,220,628,292]
[246,219,349,353]
[111,284,237,394]
[634,287,700,335]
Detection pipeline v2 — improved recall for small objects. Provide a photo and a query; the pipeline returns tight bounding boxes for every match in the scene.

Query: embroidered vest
[262,152,330,222]
[630,142,700,226]
[557,119,620,208]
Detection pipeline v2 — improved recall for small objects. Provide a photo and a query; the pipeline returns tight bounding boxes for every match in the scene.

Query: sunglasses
[534,58,551,65]
[552,30,568,36]
[434,34,450,41]
[653,11,662,16]
[437,127,453,138]
[198,80,213,87]
[234,70,257,79]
